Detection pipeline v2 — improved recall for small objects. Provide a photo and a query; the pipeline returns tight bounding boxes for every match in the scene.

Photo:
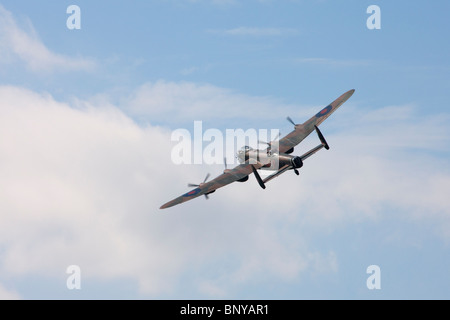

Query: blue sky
[0,0,449,300]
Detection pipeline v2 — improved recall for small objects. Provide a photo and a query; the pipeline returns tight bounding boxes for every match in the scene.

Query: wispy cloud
[184,0,238,5]
[0,283,20,300]
[0,5,95,73]
[294,57,372,67]
[208,26,299,37]
[180,66,199,75]
[123,80,307,125]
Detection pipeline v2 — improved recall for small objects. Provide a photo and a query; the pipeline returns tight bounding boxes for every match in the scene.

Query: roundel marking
[183,188,202,197]
[315,105,332,118]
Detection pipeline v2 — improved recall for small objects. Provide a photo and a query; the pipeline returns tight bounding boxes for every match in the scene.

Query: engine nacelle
[237,176,249,182]
[291,156,303,169]
[285,147,294,154]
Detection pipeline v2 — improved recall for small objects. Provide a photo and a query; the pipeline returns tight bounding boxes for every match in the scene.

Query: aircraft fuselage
[236,147,303,171]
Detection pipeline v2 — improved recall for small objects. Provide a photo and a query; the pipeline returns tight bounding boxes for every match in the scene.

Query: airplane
[160,89,355,209]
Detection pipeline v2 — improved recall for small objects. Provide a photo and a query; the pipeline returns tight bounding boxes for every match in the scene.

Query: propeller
[259,132,281,155]
[188,173,211,200]
[258,131,281,146]
[188,173,210,188]
[286,116,296,126]
[223,157,231,174]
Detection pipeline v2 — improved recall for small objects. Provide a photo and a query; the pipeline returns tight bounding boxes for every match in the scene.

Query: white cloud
[0,85,321,297]
[0,5,95,73]
[281,104,450,234]
[1,82,449,298]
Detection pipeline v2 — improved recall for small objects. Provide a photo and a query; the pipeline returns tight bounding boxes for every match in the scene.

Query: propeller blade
[188,173,211,188]
[286,116,296,126]
[224,157,227,170]
[204,194,209,200]
[258,132,280,146]
[272,131,281,141]
[188,183,200,187]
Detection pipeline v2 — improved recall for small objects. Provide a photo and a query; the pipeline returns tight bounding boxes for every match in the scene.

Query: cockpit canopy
[236,145,253,164]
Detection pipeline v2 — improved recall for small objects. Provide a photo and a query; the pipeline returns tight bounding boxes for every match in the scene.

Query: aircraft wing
[160,163,263,209]
[277,89,355,153]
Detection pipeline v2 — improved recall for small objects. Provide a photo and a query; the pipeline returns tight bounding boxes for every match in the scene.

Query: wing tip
[338,89,355,104]
[159,202,172,210]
